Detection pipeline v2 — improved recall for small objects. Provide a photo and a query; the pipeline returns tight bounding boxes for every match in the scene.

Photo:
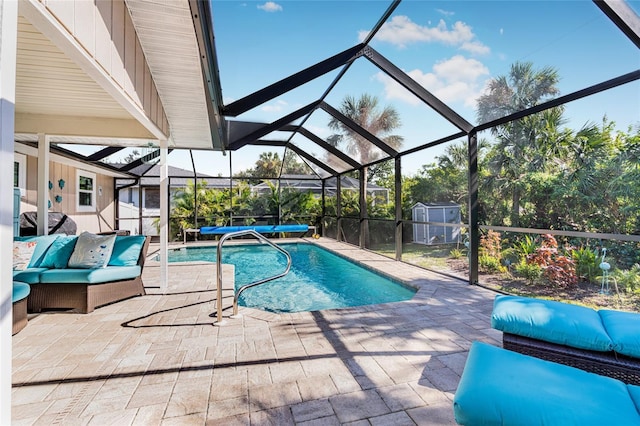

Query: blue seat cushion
[14,235,58,267]
[13,268,47,284]
[39,266,141,284]
[627,384,640,410]
[39,235,78,268]
[12,282,30,303]
[108,235,146,266]
[491,294,614,351]
[599,309,640,358]
[453,342,640,425]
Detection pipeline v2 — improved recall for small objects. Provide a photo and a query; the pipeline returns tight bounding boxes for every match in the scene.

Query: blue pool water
[169,243,416,313]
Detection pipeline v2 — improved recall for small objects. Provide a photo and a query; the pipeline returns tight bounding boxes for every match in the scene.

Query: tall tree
[327,94,403,169]
[327,94,403,245]
[327,95,403,200]
[476,61,562,227]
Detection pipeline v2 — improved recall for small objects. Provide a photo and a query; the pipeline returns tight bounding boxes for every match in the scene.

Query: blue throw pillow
[108,235,146,266]
[67,232,116,269]
[491,294,614,351]
[599,310,640,358]
[40,235,78,269]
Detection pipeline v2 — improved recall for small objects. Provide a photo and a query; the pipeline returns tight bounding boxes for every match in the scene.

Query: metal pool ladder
[214,229,292,325]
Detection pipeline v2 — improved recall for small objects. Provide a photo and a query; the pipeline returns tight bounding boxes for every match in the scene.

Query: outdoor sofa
[491,294,640,385]
[453,341,640,425]
[13,232,150,314]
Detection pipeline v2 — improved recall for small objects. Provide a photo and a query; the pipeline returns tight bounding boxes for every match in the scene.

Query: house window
[77,170,96,212]
[14,153,26,191]
[143,188,160,209]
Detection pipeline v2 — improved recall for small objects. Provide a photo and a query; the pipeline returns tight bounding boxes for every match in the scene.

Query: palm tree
[254,152,282,177]
[476,61,562,227]
[327,94,403,245]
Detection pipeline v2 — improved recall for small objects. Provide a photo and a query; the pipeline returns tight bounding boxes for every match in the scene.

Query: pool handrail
[214,229,292,324]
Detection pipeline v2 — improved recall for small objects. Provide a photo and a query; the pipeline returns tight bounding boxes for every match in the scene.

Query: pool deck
[11,238,501,425]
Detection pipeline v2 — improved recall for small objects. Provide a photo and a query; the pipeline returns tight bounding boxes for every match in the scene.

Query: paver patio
[11,238,500,425]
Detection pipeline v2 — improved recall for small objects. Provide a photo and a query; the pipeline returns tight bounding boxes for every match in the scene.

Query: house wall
[21,155,116,234]
[35,0,169,134]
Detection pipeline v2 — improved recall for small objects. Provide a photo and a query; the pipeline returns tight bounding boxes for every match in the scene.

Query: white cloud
[375,55,490,108]
[461,40,490,56]
[360,15,490,55]
[261,99,288,113]
[436,8,455,17]
[257,2,282,12]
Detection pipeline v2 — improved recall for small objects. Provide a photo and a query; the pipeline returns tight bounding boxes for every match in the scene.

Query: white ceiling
[125,0,215,150]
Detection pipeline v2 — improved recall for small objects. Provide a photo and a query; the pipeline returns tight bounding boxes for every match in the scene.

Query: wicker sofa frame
[503,332,640,385]
[13,297,28,335]
[27,236,151,314]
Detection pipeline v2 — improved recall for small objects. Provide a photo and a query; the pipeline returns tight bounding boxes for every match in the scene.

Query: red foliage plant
[527,234,578,287]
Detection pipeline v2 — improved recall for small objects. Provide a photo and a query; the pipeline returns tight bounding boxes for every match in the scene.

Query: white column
[159,140,168,293]
[0,1,18,422]
[37,133,50,235]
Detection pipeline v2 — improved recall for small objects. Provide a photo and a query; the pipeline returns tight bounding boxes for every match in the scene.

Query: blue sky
[172,1,640,177]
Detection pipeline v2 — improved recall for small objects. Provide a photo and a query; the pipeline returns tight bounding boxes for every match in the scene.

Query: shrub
[572,246,599,284]
[527,234,578,288]
[613,264,640,293]
[480,230,502,259]
[479,255,507,273]
[449,248,465,259]
[514,260,543,285]
[501,247,519,268]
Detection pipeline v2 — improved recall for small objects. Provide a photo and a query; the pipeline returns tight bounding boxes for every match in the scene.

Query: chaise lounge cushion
[39,265,142,284]
[491,294,614,351]
[453,342,640,425]
[40,235,78,268]
[13,268,48,284]
[599,309,640,358]
[627,384,640,408]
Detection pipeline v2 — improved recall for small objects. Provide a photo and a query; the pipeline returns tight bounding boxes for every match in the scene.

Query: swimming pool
[169,243,416,313]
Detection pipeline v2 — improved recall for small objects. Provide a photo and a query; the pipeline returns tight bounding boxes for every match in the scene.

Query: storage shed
[412,202,461,245]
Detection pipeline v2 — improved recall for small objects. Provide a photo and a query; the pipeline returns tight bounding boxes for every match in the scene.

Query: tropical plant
[613,264,640,293]
[514,235,538,260]
[171,180,232,228]
[571,246,599,284]
[477,61,562,227]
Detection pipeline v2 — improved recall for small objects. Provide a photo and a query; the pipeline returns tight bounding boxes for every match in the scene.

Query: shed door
[413,207,426,243]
